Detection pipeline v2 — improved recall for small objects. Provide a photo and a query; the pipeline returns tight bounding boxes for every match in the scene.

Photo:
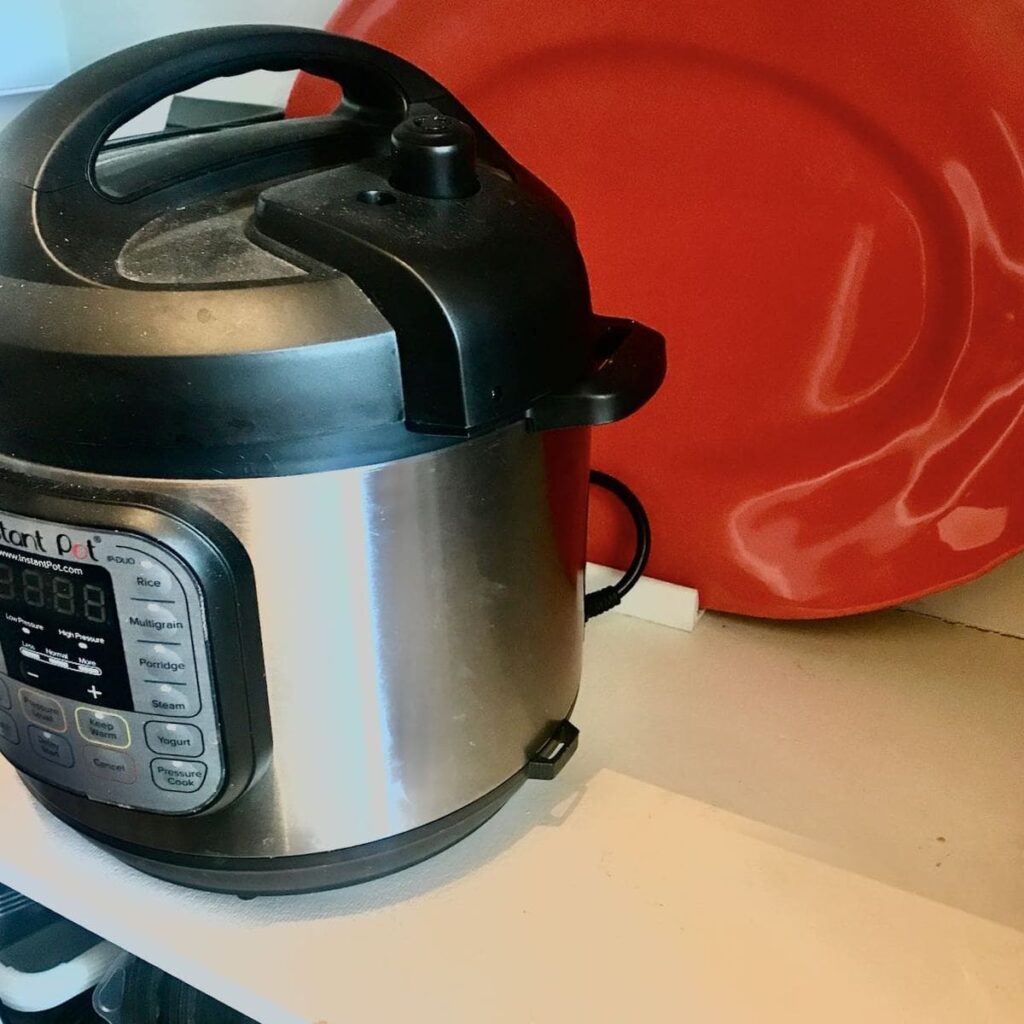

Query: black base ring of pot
[35,769,528,897]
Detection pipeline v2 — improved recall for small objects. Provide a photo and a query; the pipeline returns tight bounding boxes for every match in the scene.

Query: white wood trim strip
[586,563,701,631]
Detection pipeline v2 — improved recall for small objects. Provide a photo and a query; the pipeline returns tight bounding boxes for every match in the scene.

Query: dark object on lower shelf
[1,991,103,1024]
[37,764,539,896]
[0,885,111,1022]
[94,956,256,1024]
[0,888,51,949]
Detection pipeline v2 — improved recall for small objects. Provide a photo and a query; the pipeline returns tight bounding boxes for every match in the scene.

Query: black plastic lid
[0,26,665,478]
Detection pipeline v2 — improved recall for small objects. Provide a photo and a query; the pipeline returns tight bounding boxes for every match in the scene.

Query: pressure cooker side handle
[0,25,497,195]
[525,318,667,432]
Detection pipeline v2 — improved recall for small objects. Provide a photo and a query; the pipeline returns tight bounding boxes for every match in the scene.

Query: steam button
[141,685,196,719]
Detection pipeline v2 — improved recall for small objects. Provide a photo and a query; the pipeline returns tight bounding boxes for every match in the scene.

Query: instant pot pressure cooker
[0,26,664,894]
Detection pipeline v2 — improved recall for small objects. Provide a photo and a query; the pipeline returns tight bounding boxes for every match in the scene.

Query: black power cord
[584,470,652,621]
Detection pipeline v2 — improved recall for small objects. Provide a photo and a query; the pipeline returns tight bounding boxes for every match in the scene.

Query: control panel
[0,509,224,814]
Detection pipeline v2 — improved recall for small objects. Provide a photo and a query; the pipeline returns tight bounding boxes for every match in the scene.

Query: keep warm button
[151,758,208,793]
[76,708,130,749]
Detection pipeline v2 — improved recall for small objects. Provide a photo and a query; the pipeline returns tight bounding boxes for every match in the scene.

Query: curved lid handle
[0,25,453,194]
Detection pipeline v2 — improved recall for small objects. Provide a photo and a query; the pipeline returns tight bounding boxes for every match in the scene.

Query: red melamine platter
[290,1,1024,617]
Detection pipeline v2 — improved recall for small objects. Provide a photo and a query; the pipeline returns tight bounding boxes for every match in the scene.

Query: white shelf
[1,610,1023,1023]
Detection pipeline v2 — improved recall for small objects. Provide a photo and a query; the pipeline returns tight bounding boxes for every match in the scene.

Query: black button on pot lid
[389,113,479,198]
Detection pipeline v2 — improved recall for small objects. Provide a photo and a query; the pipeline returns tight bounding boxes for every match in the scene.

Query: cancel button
[151,758,208,793]
[86,747,137,784]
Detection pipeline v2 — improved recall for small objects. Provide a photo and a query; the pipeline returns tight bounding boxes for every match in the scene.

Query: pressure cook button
[142,685,196,718]
[135,645,194,685]
[84,746,137,784]
[150,758,207,793]
[19,690,67,733]
[0,709,19,745]
[28,726,74,768]
[0,676,10,710]
[75,708,130,750]
[144,721,203,758]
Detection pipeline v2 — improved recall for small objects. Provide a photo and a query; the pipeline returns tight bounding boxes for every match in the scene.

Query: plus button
[86,686,103,701]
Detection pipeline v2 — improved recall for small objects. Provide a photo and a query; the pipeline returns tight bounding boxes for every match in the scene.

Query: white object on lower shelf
[0,932,121,1013]
[586,562,701,631]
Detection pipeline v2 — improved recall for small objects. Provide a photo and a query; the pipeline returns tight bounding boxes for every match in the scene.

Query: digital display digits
[0,546,133,710]
[0,561,108,624]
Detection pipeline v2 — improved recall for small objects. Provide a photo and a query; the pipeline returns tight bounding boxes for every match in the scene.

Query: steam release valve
[389,113,479,199]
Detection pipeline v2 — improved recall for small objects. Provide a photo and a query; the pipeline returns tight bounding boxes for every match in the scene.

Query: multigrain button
[141,684,196,718]
[85,746,137,784]
[28,726,74,768]
[122,602,187,640]
[0,709,19,744]
[0,675,10,710]
[150,758,207,793]
[19,689,67,732]
[145,721,204,758]
[75,708,130,749]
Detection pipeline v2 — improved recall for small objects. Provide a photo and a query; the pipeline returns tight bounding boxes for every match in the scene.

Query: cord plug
[584,585,623,622]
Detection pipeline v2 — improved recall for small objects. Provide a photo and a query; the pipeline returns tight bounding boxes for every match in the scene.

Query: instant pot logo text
[0,520,99,561]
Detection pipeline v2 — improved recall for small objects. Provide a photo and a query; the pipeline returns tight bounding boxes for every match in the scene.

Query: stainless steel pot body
[0,425,590,858]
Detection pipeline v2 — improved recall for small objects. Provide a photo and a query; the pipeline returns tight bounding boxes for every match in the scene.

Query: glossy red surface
[290,2,1024,617]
